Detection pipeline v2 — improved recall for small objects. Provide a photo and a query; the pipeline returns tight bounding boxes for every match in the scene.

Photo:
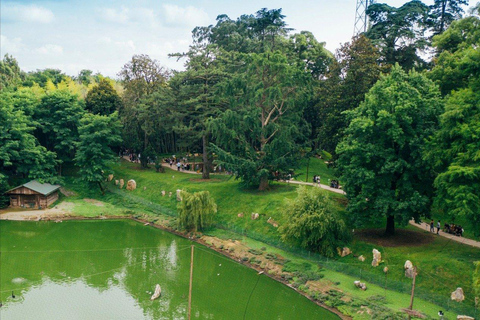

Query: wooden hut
[6,180,61,209]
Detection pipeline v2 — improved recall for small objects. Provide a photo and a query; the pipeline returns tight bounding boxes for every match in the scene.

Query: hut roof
[6,180,61,196]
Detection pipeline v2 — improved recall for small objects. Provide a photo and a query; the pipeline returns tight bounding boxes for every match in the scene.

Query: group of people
[312,175,321,185]
[164,156,191,172]
[429,220,464,237]
[443,223,464,237]
[429,220,442,234]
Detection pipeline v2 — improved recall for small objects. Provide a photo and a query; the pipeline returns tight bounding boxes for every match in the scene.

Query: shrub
[177,190,217,231]
[279,186,351,257]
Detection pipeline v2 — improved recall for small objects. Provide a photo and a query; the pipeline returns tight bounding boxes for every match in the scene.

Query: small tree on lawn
[279,186,350,257]
[75,112,122,194]
[177,191,217,232]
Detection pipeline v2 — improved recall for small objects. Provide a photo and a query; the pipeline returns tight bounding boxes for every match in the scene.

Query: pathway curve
[409,220,480,248]
[125,158,480,247]
[124,157,346,194]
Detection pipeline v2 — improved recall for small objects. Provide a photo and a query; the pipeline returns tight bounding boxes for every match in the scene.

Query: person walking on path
[430,220,434,232]
[437,220,441,235]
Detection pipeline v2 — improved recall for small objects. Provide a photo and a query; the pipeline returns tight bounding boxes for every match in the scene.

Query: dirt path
[409,220,480,248]
[0,202,75,221]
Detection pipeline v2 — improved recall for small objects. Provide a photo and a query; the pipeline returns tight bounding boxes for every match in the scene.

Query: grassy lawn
[58,159,479,318]
[294,156,337,185]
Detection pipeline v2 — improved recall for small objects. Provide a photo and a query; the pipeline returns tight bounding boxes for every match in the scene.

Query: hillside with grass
[57,158,480,318]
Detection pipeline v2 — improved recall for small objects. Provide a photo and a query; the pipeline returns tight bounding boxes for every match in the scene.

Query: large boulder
[404,260,415,278]
[354,280,367,291]
[176,189,182,201]
[457,316,475,320]
[119,179,124,189]
[161,190,166,196]
[115,180,119,186]
[108,174,114,182]
[126,179,136,191]
[251,213,259,220]
[451,288,465,302]
[372,249,381,267]
[338,247,352,257]
[404,260,413,270]
[358,255,365,262]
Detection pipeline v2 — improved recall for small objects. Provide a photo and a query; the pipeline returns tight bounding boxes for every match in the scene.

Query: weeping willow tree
[177,191,217,232]
[279,186,350,257]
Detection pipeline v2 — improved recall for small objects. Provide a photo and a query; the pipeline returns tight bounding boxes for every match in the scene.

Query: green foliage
[177,190,217,232]
[36,90,85,170]
[429,0,469,35]
[279,186,350,257]
[0,92,58,186]
[85,78,122,115]
[427,15,480,235]
[75,112,122,194]
[366,1,430,70]
[170,44,229,178]
[25,68,68,87]
[211,51,309,190]
[336,65,443,234]
[316,35,384,154]
[0,54,24,90]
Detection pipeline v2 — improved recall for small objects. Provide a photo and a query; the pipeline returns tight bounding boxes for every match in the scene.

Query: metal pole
[188,245,194,320]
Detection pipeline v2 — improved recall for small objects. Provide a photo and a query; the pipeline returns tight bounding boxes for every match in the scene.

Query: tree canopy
[336,65,443,235]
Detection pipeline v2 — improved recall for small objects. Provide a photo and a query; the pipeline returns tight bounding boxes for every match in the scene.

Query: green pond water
[0,220,339,319]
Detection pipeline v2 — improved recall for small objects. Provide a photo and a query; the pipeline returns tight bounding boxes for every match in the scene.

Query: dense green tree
[429,14,480,95]
[0,54,24,90]
[122,86,178,166]
[211,51,309,190]
[429,0,469,35]
[0,95,57,185]
[76,69,94,86]
[427,15,480,234]
[279,186,350,257]
[366,1,430,70]
[316,35,384,154]
[119,55,171,166]
[288,31,333,80]
[203,8,291,54]
[85,78,122,115]
[336,65,443,235]
[171,43,229,179]
[35,91,85,174]
[118,54,169,104]
[427,90,480,235]
[75,112,122,194]
[24,68,68,87]
[177,190,217,232]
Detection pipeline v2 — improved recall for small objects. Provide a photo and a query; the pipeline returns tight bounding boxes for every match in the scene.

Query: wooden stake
[408,267,417,320]
[188,245,194,320]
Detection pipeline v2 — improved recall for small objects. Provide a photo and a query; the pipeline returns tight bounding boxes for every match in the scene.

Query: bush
[177,190,217,231]
[279,186,351,257]
[248,248,263,255]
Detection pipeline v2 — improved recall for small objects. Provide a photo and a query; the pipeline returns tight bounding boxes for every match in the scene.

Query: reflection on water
[0,220,338,319]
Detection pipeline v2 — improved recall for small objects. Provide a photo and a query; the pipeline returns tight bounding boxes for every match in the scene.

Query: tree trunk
[258,176,269,191]
[386,215,395,235]
[202,134,210,179]
[97,181,105,196]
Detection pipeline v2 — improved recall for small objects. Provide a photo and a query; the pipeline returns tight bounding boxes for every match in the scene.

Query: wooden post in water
[188,245,194,320]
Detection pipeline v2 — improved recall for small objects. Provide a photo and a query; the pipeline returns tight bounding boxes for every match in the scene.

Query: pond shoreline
[1,213,349,319]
